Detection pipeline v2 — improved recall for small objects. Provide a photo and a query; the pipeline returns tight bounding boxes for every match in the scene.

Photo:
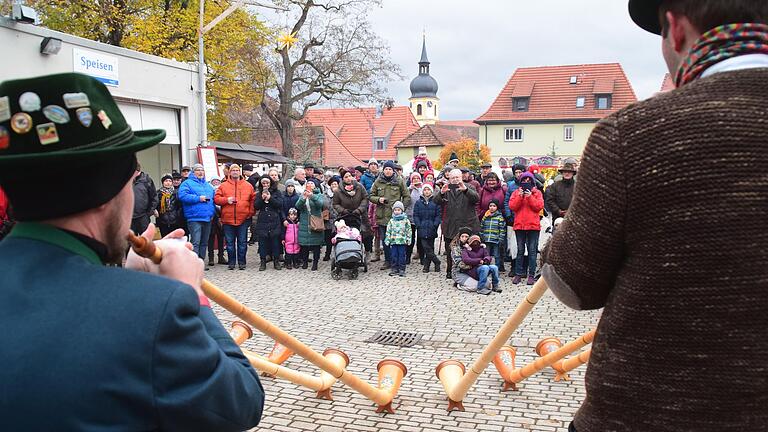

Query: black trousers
[130,215,150,236]
[208,220,224,259]
[444,238,453,275]
[323,229,333,257]
[420,236,438,265]
[301,245,321,264]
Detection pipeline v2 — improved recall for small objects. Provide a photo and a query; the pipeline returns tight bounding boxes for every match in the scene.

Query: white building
[0,17,202,183]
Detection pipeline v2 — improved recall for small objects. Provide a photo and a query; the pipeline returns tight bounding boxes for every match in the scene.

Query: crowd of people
[135,145,579,295]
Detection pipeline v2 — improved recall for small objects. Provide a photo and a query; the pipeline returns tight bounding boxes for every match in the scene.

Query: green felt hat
[0,72,165,166]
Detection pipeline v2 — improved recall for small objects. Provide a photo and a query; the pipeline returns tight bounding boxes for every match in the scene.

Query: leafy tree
[433,138,491,172]
[259,0,400,164]
[18,0,272,142]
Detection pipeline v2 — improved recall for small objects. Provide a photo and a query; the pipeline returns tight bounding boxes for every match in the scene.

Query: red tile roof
[396,124,464,148]
[659,73,676,92]
[475,63,637,123]
[303,106,420,164]
[437,120,477,128]
[510,81,535,97]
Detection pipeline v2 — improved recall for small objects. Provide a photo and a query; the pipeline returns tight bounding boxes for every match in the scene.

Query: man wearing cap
[215,164,255,270]
[369,160,410,270]
[131,162,158,235]
[542,2,768,431]
[180,165,191,180]
[0,73,264,430]
[544,159,577,222]
[478,162,493,187]
[178,164,216,263]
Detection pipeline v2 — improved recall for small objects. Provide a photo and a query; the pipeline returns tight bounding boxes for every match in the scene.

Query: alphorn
[435,278,549,411]
[494,329,595,391]
[262,342,295,377]
[555,348,591,382]
[127,232,408,413]
[536,338,567,377]
[228,322,350,400]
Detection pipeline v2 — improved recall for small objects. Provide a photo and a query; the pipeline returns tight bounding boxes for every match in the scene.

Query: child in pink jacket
[282,208,301,269]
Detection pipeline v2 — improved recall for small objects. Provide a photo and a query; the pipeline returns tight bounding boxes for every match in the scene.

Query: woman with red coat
[508,172,543,285]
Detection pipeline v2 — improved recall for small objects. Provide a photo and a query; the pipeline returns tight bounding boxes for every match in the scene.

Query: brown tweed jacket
[542,68,768,431]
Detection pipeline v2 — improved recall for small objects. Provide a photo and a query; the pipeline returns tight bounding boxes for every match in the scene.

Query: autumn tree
[433,138,491,173]
[260,0,400,164]
[17,0,271,142]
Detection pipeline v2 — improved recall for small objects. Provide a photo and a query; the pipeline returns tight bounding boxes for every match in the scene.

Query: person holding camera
[178,164,215,261]
[433,168,480,280]
[508,172,543,285]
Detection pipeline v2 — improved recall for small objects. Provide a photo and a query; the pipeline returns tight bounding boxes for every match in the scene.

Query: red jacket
[508,188,543,231]
[214,179,255,226]
[0,187,8,222]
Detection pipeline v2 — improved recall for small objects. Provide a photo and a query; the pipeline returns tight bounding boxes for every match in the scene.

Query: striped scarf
[676,23,768,87]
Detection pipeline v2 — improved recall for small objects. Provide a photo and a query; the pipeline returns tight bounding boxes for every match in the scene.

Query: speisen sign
[73,48,119,87]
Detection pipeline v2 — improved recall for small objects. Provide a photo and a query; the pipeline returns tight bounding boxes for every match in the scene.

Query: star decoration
[278,31,299,50]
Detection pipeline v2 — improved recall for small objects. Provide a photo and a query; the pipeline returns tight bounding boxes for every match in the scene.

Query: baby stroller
[330,213,368,279]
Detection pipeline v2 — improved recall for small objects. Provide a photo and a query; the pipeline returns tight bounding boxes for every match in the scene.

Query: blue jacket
[413,196,441,239]
[360,171,377,192]
[178,176,216,222]
[503,179,521,221]
[0,223,264,431]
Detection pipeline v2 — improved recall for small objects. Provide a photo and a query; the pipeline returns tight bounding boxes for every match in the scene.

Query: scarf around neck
[159,187,174,214]
[676,23,768,87]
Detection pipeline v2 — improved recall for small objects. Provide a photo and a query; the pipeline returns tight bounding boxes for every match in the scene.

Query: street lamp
[197,0,287,148]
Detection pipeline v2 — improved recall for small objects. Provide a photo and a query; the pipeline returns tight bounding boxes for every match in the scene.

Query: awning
[210,141,290,164]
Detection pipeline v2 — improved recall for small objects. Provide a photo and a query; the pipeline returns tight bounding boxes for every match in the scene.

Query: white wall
[0,18,201,182]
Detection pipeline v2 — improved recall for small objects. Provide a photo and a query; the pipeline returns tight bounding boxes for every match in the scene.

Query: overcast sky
[366,0,669,120]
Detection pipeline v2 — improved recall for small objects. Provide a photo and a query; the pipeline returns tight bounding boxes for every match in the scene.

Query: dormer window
[374,138,386,151]
[595,94,612,109]
[513,97,529,112]
[576,96,586,108]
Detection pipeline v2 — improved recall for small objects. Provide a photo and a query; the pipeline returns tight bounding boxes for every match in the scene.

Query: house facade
[474,63,637,168]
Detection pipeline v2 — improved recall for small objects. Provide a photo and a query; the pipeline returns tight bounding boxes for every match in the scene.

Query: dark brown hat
[628,0,664,35]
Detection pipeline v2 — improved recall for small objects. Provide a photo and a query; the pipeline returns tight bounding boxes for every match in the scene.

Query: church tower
[409,35,439,126]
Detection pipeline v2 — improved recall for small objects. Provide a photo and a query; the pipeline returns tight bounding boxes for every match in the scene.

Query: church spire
[419,33,429,65]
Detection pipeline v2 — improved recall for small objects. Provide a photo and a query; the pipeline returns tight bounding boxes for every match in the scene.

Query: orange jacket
[214,179,255,226]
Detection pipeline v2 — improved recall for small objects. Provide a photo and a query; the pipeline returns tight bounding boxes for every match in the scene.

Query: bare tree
[260,0,400,164]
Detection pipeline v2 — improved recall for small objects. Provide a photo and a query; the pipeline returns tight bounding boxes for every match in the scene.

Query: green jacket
[295,190,325,246]
[369,174,410,226]
[384,214,412,246]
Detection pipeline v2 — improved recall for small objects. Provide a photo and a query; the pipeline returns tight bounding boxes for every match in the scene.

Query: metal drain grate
[366,331,423,347]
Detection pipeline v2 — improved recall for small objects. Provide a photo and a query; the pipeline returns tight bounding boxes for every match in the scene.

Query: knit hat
[328,175,341,186]
[418,146,427,155]
[458,226,473,236]
[489,199,500,209]
[229,163,241,171]
[512,163,526,173]
[192,163,204,171]
[383,160,396,170]
[421,183,434,192]
[449,152,459,163]
[288,207,298,215]
[285,179,298,188]
[242,163,253,172]
[171,170,182,179]
[209,176,221,184]
[468,235,481,245]
[368,158,379,167]
[392,200,404,211]
[416,159,428,169]
[410,171,422,181]
[161,174,173,183]
[528,164,540,174]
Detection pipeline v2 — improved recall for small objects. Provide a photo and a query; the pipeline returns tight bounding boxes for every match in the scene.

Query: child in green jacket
[385,201,412,277]
[480,199,506,272]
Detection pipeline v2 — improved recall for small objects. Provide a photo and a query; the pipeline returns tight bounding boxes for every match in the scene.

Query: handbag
[306,198,325,232]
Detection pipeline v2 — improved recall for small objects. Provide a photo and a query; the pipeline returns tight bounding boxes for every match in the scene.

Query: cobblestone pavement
[206,248,599,432]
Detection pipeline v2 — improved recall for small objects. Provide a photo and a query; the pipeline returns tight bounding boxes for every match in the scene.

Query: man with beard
[0,74,264,430]
[543,1,768,430]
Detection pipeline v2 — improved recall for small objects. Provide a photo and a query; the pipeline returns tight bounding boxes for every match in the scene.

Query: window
[576,96,586,108]
[569,76,578,84]
[504,127,523,142]
[374,138,385,150]
[434,105,437,116]
[564,125,574,141]
[596,94,612,109]
[513,97,529,112]
[416,104,422,116]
